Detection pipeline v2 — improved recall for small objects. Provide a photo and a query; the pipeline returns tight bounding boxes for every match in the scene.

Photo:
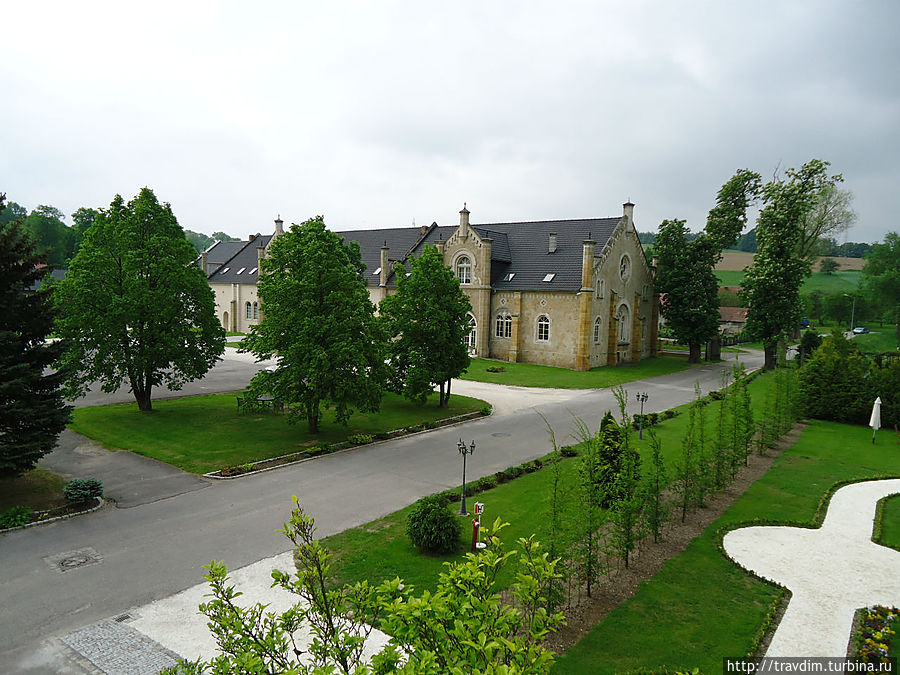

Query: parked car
[852,326,870,334]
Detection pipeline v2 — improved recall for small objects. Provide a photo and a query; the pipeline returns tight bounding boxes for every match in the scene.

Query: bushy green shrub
[560,445,578,457]
[479,406,492,416]
[502,466,523,480]
[63,478,103,503]
[799,334,872,424]
[0,506,33,529]
[347,433,373,445]
[406,495,462,554]
[485,366,506,373]
[475,475,497,492]
[306,443,331,457]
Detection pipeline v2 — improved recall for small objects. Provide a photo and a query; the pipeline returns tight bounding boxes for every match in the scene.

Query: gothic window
[495,312,511,339]
[596,278,604,299]
[465,314,477,351]
[593,317,602,344]
[537,315,550,342]
[619,254,631,283]
[616,303,631,343]
[457,256,472,284]
[252,302,259,319]
[245,301,252,319]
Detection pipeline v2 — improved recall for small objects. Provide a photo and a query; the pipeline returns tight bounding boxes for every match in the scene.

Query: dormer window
[236,267,246,275]
[542,273,555,283]
[249,267,258,275]
[221,267,230,274]
[503,272,515,282]
[373,267,382,275]
[457,256,472,284]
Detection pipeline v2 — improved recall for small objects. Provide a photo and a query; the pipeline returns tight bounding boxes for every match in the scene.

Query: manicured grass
[714,269,746,286]
[459,356,694,389]
[879,494,900,551]
[69,392,487,474]
[320,372,783,594]
[851,325,900,353]
[551,420,900,674]
[0,468,68,511]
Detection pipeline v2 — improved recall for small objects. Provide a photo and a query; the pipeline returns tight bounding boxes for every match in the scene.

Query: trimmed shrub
[479,406,492,416]
[347,433,373,445]
[64,478,103,503]
[0,506,33,529]
[485,366,506,373]
[406,495,462,554]
[502,466,523,480]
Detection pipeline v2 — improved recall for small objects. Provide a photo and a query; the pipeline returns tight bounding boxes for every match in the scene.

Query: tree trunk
[439,381,445,407]
[134,388,153,412]
[688,343,702,364]
[764,344,777,370]
[306,400,319,434]
[441,379,452,407]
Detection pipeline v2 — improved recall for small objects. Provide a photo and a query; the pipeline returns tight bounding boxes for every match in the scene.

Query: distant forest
[638,228,871,257]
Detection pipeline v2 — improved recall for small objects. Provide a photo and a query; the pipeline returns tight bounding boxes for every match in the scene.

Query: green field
[851,325,900,353]
[714,269,862,294]
[460,355,694,389]
[551,420,900,674]
[70,392,487,474]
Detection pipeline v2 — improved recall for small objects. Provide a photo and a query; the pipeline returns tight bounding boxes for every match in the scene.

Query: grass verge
[551,420,900,674]
[70,392,487,474]
[0,468,68,511]
[459,355,694,389]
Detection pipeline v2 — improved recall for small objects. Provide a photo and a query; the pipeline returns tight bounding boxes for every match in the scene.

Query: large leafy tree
[742,159,842,369]
[797,184,857,261]
[55,188,225,411]
[70,206,99,259]
[862,231,900,348]
[379,245,472,407]
[655,169,761,363]
[22,204,74,267]
[0,194,71,477]
[243,217,388,433]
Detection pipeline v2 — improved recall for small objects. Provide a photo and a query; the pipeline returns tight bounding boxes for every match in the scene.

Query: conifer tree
[0,194,71,477]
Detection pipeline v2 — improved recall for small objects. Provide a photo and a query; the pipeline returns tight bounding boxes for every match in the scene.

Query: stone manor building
[201,203,658,370]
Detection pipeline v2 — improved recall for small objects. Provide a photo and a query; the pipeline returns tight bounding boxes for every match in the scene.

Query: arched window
[536,315,550,342]
[465,314,477,351]
[457,256,472,284]
[495,312,511,338]
[593,317,602,344]
[252,302,259,319]
[596,279,604,299]
[616,303,631,343]
[245,301,252,319]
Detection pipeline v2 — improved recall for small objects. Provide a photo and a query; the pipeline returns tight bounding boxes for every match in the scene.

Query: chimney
[459,203,470,237]
[582,237,595,289]
[248,233,256,242]
[257,244,265,269]
[548,232,558,254]
[623,201,635,223]
[420,224,429,236]
[200,251,208,275]
[435,230,445,255]
[379,242,389,287]
[274,215,284,236]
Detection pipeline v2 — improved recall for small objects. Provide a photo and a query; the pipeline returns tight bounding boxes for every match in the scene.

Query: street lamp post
[635,392,649,440]
[457,438,476,516]
[843,293,856,332]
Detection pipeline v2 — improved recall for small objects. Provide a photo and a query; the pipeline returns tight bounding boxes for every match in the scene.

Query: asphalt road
[0,349,763,672]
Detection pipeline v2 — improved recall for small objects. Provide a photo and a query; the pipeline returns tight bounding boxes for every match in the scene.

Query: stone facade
[205,205,658,370]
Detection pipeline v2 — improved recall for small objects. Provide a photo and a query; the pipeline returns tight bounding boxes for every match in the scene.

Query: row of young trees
[537,365,799,610]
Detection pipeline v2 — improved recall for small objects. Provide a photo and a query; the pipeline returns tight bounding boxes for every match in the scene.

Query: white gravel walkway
[723,479,900,657]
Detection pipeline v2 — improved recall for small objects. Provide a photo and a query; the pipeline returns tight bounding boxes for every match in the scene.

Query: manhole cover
[44,547,103,573]
[491,432,511,437]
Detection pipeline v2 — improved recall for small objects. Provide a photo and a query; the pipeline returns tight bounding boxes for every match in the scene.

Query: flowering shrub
[854,605,898,663]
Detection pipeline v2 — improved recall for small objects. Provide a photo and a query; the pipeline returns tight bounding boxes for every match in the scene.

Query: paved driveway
[0,349,763,672]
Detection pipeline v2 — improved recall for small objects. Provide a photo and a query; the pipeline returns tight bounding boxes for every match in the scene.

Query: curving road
[0,348,763,672]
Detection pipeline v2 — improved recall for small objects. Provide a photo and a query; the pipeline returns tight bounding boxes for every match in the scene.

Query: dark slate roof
[28,267,66,291]
[338,216,624,292]
[206,240,244,267]
[207,234,272,284]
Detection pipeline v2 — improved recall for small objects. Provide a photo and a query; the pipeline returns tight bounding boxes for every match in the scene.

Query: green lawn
[714,269,862,295]
[851,325,900,353]
[459,356,694,389]
[551,420,900,674]
[0,468,68,511]
[319,371,782,594]
[69,392,487,474]
[879,494,900,550]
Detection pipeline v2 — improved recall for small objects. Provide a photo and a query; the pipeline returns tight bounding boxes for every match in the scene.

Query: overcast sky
[2,1,898,244]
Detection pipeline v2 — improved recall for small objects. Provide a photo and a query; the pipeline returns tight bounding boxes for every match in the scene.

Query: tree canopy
[654,169,760,362]
[742,159,843,369]
[862,231,900,347]
[55,188,225,411]
[379,245,472,407]
[0,194,71,477]
[242,217,388,433]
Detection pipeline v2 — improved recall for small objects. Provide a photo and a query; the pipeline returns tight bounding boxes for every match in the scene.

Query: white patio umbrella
[869,396,882,444]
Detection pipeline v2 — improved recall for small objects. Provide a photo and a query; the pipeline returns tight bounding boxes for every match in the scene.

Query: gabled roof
[719,306,748,323]
[207,235,272,284]
[338,216,625,292]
